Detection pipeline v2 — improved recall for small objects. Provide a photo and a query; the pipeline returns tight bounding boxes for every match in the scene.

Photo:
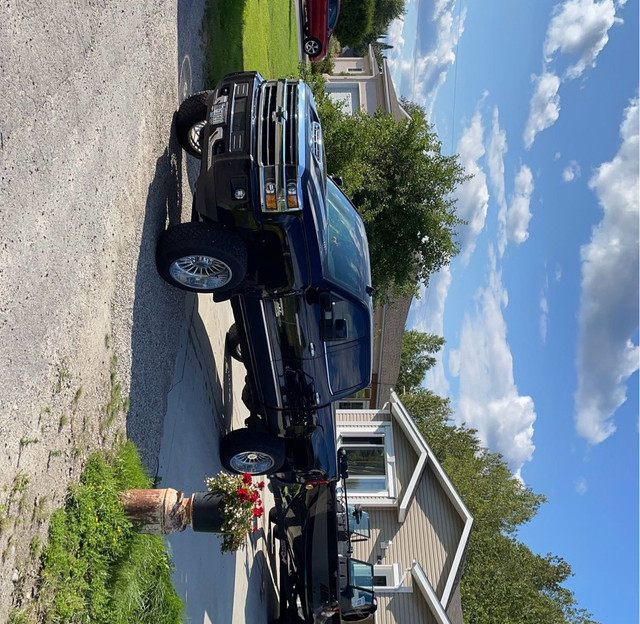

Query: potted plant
[199,471,265,552]
[121,471,265,553]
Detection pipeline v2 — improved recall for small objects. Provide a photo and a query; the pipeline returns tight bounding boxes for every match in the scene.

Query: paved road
[0,0,275,620]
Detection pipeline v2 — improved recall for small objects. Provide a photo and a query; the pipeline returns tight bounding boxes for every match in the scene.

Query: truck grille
[258,80,298,167]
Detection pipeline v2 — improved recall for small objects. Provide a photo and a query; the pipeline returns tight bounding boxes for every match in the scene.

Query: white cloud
[540,294,549,343]
[454,111,490,264]
[575,477,588,494]
[555,265,563,281]
[545,0,623,80]
[575,97,639,444]
[385,17,407,82]
[487,107,509,256]
[524,0,626,149]
[456,248,537,476]
[448,348,461,377]
[507,165,535,244]
[523,72,561,149]
[563,160,582,181]
[411,267,453,398]
[409,1,467,119]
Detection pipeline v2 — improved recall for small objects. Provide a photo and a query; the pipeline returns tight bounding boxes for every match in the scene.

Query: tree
[334,0,374,46]
[399,390,599,624]
[312,87,467,299]
[397,329,445,393]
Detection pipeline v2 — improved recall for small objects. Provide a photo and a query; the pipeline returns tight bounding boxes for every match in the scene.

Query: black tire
[156,222,247,293]
[176,91,212,157]
[226,323,244,362]
[220,428,285,475]
[303,36,322,57]
[241,382,259,412]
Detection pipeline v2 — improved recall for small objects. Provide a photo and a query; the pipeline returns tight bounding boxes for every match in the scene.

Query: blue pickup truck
[155,72,374,483]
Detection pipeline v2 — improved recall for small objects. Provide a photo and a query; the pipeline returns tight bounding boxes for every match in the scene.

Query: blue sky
[386,1,638,621]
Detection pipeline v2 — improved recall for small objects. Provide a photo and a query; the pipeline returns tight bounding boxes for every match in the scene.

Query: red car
[303,0,341,62]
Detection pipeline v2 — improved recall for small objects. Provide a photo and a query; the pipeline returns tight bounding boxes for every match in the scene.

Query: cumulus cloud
[487,107,510,256]
[385,16,407,82]
[524,0,626,148]
[456,249,537,476]
[454,111,490,264]
[407,0,467,118]
[563,160,582,181]
[545,0,624,79]
[523,72,561,150]
[575,97,639,444]
[410,267,453,398]
[507,165,535,244]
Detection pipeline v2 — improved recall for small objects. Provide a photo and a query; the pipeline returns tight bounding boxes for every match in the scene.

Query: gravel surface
[0,0,206,616]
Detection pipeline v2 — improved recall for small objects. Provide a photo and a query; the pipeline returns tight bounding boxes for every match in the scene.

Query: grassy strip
[203,0,299,86]
[13,443,183,624]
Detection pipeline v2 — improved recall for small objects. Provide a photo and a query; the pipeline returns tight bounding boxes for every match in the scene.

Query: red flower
[237,487,250,501]
[252,526,258,532]
[252,506,264,517]
[242,472,252,485]
[257,481,265,490]
[249,491,259,503]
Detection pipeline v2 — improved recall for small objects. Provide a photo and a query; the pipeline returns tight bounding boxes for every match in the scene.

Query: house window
[373,564,410,592]
[337,423,397,501]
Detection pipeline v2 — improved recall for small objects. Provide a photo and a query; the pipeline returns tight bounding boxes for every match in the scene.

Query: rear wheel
[220,428,285,475]
[176,91,212,157]
[226,323,244,362]
[156,222,247,293]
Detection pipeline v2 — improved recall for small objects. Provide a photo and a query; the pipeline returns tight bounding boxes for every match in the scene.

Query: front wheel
[156,222,247,293]
[176,91,212,157]
[220,428,285,475]
[303,37,322,57]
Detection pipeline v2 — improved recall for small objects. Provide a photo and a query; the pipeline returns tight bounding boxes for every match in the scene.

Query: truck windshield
[323,181,370,300]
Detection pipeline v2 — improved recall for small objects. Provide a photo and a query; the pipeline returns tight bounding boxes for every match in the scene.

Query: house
[337,390,473,624]
[324,45,410,122]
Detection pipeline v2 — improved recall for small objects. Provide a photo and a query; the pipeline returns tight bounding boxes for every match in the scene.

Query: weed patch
[15,442,183,624]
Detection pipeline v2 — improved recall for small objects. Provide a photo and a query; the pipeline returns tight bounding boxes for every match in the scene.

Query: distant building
[324,45,410,122]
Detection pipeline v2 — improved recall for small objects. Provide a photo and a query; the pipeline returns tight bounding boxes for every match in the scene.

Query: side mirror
[330,174,344,187]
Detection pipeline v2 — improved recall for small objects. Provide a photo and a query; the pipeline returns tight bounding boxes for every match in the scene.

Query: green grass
[20,442,183,624]
[203,0,299,86]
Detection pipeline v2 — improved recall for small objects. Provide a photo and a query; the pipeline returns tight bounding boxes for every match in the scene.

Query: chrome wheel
[230,451,276,475]
[169,254,232,290]
[188,120,206,155]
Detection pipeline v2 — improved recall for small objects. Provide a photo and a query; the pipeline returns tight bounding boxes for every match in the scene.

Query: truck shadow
[126,140,187,474]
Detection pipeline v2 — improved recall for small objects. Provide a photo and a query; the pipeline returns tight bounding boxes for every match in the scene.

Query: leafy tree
[311,85,466,298]
[397,329,445,393]
[334,0,375,46]
[399,390,600,624]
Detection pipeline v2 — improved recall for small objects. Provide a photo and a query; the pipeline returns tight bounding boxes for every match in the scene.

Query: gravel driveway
[0,0,211,617]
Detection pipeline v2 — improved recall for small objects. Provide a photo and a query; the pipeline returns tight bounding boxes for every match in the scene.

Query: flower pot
[191,489,226,533]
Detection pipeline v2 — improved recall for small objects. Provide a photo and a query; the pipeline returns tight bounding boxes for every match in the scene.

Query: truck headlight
[265,181,277,211]
[286,182,299,209]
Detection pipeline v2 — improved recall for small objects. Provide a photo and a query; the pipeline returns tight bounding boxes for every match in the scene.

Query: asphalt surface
[0,0,272,619]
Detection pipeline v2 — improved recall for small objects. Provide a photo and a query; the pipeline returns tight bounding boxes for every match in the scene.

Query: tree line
[398,331,599,624]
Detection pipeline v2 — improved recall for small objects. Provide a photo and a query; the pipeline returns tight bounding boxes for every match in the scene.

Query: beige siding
[350,466,463,623]
[337,410,391,424]
[373,592,437,624]
[338,409,466,623]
